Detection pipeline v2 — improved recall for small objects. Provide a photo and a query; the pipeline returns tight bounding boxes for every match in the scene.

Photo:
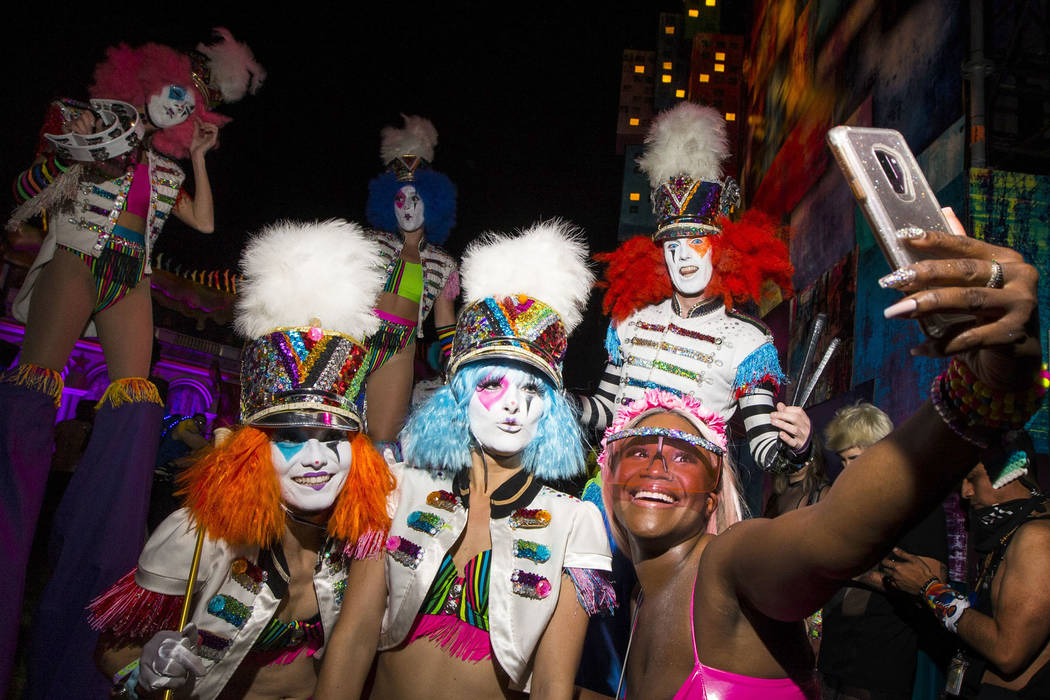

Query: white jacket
[379,464,612,690]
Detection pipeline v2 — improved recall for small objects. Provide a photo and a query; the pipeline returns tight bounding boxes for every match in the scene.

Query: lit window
[715,52,725,61]
[714,63,725,72]
[634,65,645,74]
[665,26,675,34]
[662,74,672,83]
[675,89,686,98]
[629,117,640,126]
[725,112,736,121]
[706,0,716,5]
[663,61,673,70]
[629,192,641,201]
[688,8,699,17]
[699,74,710,83]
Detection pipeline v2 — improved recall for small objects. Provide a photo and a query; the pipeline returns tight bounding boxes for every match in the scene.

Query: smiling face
[146,84,196,128]
[394,184,425,233]
[467,367,547,457]
[663,237,713,296]
[609,412,720,549]
[269,427,353,513]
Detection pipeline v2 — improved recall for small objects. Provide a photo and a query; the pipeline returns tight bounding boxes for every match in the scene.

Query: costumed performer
[2,29,265,698]
[316,221,616,699]
[575,103,810,475]
[90,219,396,699]
[363,114,458,451]
[599,216,1043,699]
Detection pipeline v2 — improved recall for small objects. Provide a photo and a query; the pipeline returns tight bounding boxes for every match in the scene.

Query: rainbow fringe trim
[2,364,63,407]
[96,377,163,410]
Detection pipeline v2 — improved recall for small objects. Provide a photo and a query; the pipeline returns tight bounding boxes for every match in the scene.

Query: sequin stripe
[87,186,119,201]
[420,553,459,615]
[666,323,721,344]
[272,333,305,385]
[297,334,330,381]
[82,203,113,218]
[383,258,407,294]
[630,358,702,382]
[153,164,180,176]
[628,337,714,363]
[484,297,517,337]
[634,321,667,333]
[624,377,684,397]
[155,177,180,189]
[462,549,491,630]
[156,194,177,206]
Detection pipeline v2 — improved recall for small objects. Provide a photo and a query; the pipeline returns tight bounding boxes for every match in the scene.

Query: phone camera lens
[876,150,907,195]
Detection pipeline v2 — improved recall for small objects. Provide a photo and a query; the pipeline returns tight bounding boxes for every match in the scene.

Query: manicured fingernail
[897,227,926,240]
[883,299,918,319]
[878,268,917,289]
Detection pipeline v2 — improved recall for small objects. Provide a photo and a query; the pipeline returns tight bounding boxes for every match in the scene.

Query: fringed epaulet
[604,324,622,366]
[344,529,386,560]
[87,569,184,639]
[441,268,460,301]
[565,567,617,617]
[731,341,786,398]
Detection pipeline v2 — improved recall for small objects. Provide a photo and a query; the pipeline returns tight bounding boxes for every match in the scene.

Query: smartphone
[827,126,972,338]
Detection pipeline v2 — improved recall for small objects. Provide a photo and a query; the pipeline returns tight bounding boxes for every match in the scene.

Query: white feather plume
[460,219,594,333]
[235,219,384,340]
[197,27,266,102]
[379,114,438,164]
[636,103,729,188]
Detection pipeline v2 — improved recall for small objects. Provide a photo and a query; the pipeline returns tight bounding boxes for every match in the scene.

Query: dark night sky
[4,3,746,387]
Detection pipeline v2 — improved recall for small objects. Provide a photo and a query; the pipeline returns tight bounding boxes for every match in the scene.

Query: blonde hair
[823,402,893,453]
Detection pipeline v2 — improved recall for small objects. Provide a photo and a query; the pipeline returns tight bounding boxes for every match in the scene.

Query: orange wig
[177,427,394,548]
[597,209,793,322]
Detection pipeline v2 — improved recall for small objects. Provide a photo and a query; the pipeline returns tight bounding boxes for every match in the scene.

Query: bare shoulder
[1007,519,1050,563]
[698,518,772,582]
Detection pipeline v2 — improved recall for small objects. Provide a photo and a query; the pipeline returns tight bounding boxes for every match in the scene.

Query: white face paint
[394,184,425,232]
[663,237,714,296]
[269,428,353,512]
[467,368,547,456]
[147,84,196,128]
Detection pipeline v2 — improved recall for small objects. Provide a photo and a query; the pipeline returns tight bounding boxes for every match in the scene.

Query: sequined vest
[607,298,782,420]
[371,230,458,337]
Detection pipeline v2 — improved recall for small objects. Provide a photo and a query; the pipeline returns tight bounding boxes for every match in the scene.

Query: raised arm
[314,556,388,699]
[172,119,217,234]
[713,228,1040,622]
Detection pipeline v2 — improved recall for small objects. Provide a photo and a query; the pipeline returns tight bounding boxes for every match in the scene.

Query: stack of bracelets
[930,358,1049,449]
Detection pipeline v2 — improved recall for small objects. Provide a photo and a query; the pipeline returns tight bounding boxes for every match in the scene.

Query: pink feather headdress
[597,389,727,468]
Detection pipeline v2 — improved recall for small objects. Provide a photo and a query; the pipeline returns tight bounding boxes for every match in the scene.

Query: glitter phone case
[828,126,973,339]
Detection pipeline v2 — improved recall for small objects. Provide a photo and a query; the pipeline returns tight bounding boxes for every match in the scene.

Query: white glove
[136,623,206,693]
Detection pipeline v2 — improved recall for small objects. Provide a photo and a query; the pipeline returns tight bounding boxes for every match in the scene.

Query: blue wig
[366,169,458,245]
[400,360,585,480]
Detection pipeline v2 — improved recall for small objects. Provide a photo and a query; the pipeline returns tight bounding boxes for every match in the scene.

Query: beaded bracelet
[930,358,1047,449]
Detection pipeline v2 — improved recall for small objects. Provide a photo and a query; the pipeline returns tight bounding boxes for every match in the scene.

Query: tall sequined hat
[449,220,594,387]
[235,220,385,430]
[637,103,741,242]
[379,114,438,182]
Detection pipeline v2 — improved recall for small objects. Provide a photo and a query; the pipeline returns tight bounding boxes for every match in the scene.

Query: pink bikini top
[670,575,820,700]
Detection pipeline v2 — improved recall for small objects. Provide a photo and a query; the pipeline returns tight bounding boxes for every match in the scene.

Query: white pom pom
[460,219,594,333]
[636,103,729,187]
[235,219,384,340]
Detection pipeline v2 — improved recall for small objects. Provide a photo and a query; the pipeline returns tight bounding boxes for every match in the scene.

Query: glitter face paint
[394,184,425,232]
[467,368,546,456]
[269,427,353,512]
[663,237,713,295]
